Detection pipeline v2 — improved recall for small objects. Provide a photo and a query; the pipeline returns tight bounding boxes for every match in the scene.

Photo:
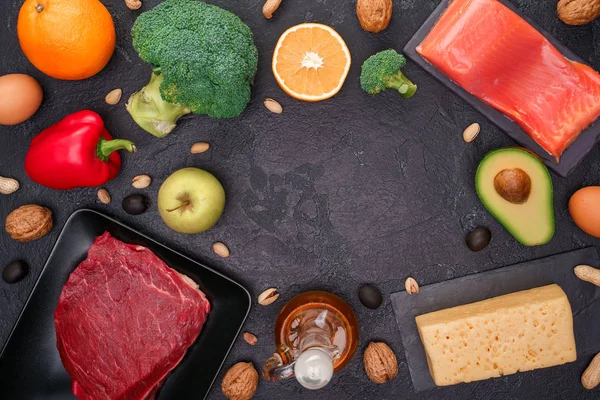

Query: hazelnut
[5,204,53,242]
[222,362,258,400]
[363,342,398,383]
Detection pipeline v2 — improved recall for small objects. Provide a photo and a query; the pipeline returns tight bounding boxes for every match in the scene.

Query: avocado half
[475,148,554,246]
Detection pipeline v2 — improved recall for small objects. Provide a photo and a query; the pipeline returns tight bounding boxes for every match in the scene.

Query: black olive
[466,226,492,252]
[358,285,383,309]
[3,261,28,284]
[122,194,149,215]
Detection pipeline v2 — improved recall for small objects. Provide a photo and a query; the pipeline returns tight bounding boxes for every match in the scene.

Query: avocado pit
[494,168,531,204]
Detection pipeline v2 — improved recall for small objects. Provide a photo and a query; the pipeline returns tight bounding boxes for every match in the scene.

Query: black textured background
[1,0,599,399]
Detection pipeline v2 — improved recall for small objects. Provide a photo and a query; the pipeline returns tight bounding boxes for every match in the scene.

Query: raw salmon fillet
[417,0,600,160]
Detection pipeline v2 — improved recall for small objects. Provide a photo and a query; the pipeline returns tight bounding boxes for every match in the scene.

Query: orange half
[273,23,351,102]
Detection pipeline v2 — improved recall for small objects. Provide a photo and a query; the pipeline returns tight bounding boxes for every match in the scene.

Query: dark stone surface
[0,0,599,399]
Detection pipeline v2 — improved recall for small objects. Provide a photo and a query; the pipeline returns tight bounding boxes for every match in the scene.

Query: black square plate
[0,209,251,399]
[404,0,600,177]
[391,247,600,391]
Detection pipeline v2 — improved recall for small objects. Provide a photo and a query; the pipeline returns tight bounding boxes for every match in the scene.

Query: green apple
[158,167,225,234]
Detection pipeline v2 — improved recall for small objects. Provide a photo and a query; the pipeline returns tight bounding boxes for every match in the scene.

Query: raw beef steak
[54,232,210,400]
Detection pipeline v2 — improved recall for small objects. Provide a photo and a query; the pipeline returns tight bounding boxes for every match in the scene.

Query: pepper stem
[97,138,137,161]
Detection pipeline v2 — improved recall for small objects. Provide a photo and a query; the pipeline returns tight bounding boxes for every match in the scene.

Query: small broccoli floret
[126,0,259,137]
[360,49,417,98]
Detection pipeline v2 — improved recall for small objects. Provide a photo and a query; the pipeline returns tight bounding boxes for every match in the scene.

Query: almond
[97,188,111,204]
[213,242,230,258]
[243,332,258,346]
[264,98,283,114]
[191,142,210,154]
[463,123,481,143]
[105,89,123,105]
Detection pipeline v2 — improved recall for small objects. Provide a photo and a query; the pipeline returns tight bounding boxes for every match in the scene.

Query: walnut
[356,0,393,33]
[5,205,53,242]
[558,0,600,25]
[222,362,258,400]
[363,342,398,383]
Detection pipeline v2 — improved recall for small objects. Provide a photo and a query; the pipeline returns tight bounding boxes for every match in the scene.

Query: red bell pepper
[24,110,136,190]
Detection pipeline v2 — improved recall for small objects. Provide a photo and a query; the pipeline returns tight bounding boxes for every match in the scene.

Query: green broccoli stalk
[360,49,417,98]
[127,72,192,138]
[126,0,259,138]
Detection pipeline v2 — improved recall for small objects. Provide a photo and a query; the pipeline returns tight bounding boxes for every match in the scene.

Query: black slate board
[403,0,600,177]
[391,247,600,392]
[0,209,251,400]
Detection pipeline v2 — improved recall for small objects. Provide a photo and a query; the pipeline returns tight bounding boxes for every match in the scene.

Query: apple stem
[167,200,190,213]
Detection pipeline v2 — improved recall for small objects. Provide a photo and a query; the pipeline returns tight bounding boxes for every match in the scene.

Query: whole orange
[17,0,116,80]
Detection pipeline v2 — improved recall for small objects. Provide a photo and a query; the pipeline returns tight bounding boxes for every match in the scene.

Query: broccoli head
[126,0,259,137]
[360,49,417,99]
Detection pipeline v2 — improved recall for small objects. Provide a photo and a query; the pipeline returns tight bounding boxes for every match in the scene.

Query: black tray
[404,0,600,177]
[391,247,600,392]
[0,209,251,400]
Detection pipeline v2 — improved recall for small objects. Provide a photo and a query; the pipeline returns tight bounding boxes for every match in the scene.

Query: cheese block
[415,284,576,386]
